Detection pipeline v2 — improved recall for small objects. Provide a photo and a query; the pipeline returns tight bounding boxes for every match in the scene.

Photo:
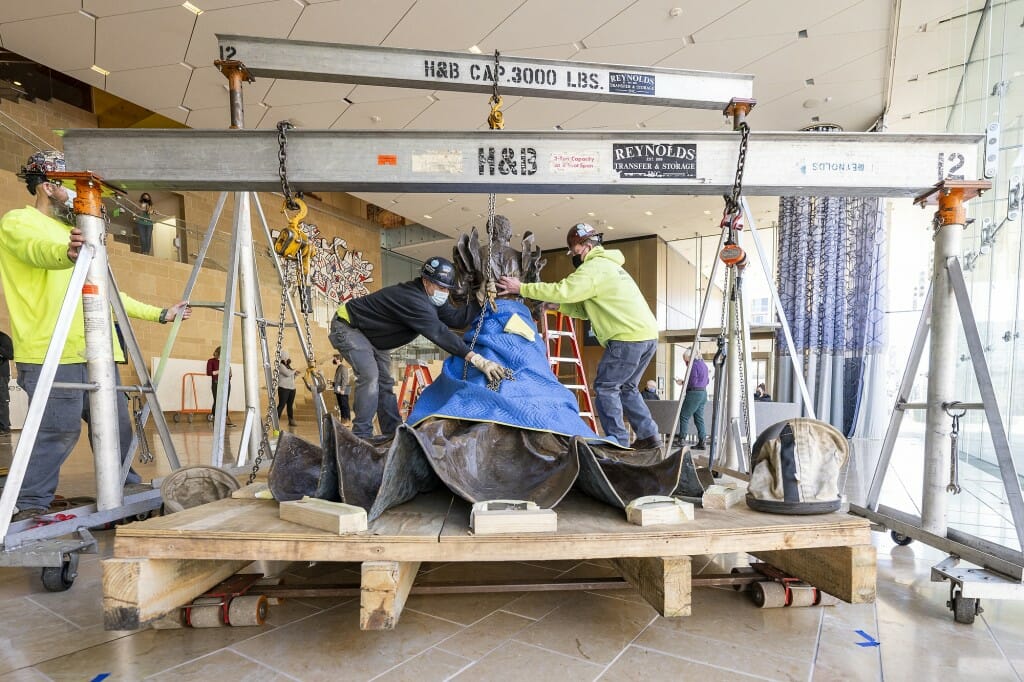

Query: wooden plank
[702,484,747,510]
[612,556,691,617]
[279,497,368,534]
[102,557,249,630]
[360,561,421,630]
[231,482,271,499]
[752,545,877,604]
[112,493,871,563]
[471,501,557,535]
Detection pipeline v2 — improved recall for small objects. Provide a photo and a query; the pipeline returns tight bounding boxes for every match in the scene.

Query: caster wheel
[40,554,79,592]
[227,595,268,626]
[173,413,181,423]
[951,592,979,624]
[751,580,787,608]
[187,597,225,628]
[789,584,816,607]
[730,566,757,591]
[891,531,913,546]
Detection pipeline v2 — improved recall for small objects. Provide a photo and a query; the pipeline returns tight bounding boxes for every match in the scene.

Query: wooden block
[611,556,691,617]
[625,496,695,526]
[702,484,746,510]
[279,496,368,534]
[470,500,557,535]
[102,557,249,630]
[232,482,271,499]
[360,560,421,630]
[752,545,877,604]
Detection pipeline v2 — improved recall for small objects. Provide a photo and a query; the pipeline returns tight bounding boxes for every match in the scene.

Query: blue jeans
[16,362,141,511]
[328,316,401,439]
[678,389,708,440]
[593,339,659,446]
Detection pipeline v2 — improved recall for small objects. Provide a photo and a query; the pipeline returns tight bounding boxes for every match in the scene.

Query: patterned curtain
[775,196,887,437]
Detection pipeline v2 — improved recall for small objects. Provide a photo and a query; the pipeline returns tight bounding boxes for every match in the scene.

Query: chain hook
[487,50,504,130]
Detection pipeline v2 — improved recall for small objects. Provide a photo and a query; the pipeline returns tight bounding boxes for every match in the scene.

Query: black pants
[277,387,296,422]
[0,368,9,431]
[334,392,350,420]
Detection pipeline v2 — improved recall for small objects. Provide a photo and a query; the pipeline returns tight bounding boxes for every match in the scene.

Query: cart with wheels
[174,372,211,423]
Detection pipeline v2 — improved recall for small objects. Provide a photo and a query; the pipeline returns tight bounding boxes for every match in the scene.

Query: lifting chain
[277,121,302,211]
[944,401,966,494]
[487,50,504,130]
[249,260,290,484]
[131,395,154,464]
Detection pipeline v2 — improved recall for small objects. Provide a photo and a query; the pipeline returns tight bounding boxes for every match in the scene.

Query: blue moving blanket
[408,298,606,441]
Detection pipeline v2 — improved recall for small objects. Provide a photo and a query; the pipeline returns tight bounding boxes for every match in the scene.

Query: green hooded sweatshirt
[0,206,163,364]
[520,245,657,347]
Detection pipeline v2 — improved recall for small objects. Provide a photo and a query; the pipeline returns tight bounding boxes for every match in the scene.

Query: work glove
[468,353,509,383]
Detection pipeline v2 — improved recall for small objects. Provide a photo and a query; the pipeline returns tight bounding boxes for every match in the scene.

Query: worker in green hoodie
[498,223,661,449]
[1,150,191,521]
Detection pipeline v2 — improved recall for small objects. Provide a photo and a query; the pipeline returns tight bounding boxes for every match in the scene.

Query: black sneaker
[630,435,663,450]
[693,440,706,450]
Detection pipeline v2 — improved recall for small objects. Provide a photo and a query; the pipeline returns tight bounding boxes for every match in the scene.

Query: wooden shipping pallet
[103,490,876,631]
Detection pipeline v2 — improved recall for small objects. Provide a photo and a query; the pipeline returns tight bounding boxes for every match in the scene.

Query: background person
[499,223,661,449]
[674,349,708,449]
[206,346,233,426]
[3,151,190,521]
[0,330,11,435]
[640,379,659,400]
[332,355,351,423]
[277,352,298,427]
[329,256,507,439]
[133,192,154,255]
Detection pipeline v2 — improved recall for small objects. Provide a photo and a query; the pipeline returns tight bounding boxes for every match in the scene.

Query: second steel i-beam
[62,129,983,197]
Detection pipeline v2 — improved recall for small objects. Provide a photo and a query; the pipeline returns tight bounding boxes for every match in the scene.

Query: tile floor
[0,420,1021,681]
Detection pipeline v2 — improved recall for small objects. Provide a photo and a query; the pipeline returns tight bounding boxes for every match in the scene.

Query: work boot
[289,420,298,427]
[630,435,662,450]
[11,508,46,522]
[693,439,706,450]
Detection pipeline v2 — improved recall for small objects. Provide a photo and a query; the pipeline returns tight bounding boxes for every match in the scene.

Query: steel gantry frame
[52,33,1022,616]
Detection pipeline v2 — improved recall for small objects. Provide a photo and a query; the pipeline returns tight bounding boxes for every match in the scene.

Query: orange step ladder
[397,362,433,419]
[540,310,598,431]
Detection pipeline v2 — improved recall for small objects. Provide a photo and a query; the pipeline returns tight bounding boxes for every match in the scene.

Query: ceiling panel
[1,13,96,73]
[83,0,183,17]
[288,0,415,44]
[560,101,674,130]
[255,100,349,129]
[346,85,442,104]
[65,67,107,91]
[898,0,988,27]
[479,0,630,51]
[813,0,893,34]
[584,0,744,48]
[185,106,233,128]
[499,98,597,130]
[402,92,508,130]
[658,34,791,74]
[107,64,194,111]
[262,80,355,107]
[699,0,861,42]
[739,31,889,86]
[182,65,274,110]
[185,0,303,66]
[383,0,514,50]
[498,44,581,60]
[892,27,976,78]
[887,68,965,117]
[638,106,731,130]
[330,97,434,129]
[573,38,687,68]
[155,106,190,124]
[96,6,196,71]
[0,1,80,23]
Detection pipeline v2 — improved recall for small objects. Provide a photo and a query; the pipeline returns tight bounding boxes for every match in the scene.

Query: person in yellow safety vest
[498,223,661,449]
[1,150,191,522]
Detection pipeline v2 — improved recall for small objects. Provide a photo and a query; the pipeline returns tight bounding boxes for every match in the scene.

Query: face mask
[429,289,449,307]
[571,254,584,269]
[64,187,76,210]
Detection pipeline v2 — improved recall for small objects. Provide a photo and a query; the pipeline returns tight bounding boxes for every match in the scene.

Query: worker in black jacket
[328,256,509,439]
